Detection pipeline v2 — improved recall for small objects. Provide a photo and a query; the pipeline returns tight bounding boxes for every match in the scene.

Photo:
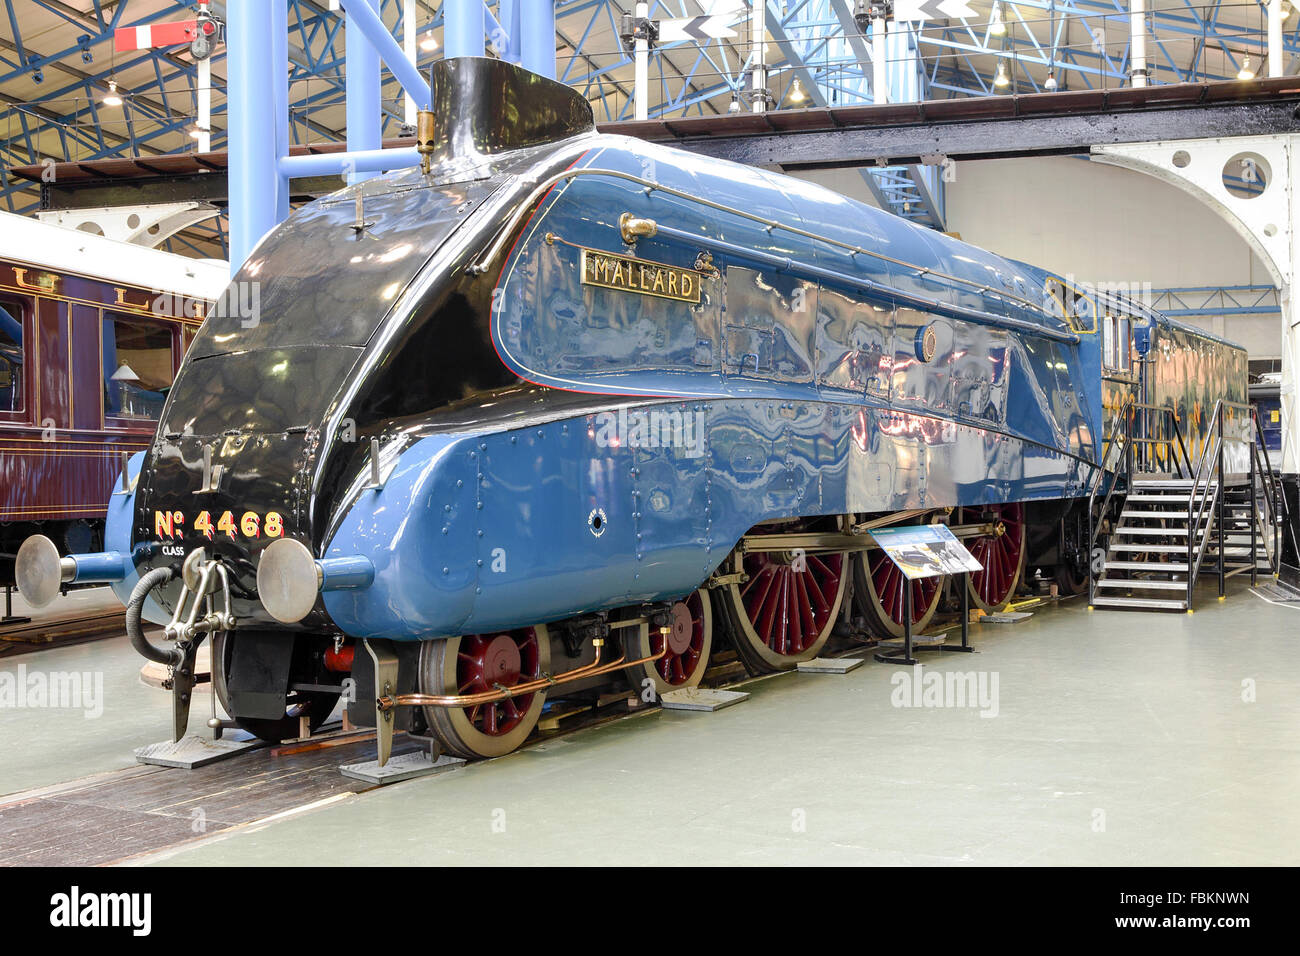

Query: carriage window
[0,302,24,414]
[1116,315,1131,371]
[0,299,25,414]
[103,313,174,419]
[1102,315,1116,369]
[1044,277,1097,334]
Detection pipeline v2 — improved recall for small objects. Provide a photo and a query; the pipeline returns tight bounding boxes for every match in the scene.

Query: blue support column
[445,0,485,58]
[272,7,290,224]
[521,0,556,78]
[227,0,288,275]
[497,0,522,63]
[338,0,433,108]
[346,0,382,184]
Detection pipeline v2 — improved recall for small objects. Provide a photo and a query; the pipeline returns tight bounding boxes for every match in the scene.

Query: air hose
[126,566,184,666]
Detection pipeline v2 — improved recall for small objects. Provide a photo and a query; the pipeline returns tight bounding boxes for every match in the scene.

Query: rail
[1182,398,1286,605]
[1088,397,1136,556]
[1087,398,1201,605]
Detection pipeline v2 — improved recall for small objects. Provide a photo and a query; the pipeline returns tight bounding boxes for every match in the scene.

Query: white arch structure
[1092,135,1299,473]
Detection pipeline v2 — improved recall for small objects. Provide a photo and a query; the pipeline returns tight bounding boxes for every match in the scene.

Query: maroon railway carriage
[0,211,227,586]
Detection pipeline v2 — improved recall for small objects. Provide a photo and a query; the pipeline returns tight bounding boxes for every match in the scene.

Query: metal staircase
[1087,399,1289,613]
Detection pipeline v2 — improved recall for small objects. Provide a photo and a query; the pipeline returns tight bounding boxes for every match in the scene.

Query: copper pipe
[377,630,670,712]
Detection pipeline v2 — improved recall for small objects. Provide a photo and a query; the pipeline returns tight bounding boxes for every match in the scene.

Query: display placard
[869,524,983,579]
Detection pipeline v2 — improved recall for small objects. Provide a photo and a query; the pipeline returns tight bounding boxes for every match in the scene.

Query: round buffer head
[257,538,321,624]
[15,535,65,608]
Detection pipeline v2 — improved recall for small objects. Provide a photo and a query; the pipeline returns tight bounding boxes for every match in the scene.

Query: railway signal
[112,0,223,152]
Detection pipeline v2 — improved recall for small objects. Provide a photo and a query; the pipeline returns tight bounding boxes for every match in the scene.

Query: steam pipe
[126,567,183,666]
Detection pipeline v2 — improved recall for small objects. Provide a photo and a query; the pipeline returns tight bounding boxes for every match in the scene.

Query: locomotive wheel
[420,626,551,760]
[716,517,849,674]
[1053,556,1090,596]
[956,502,1027,611]
[211,631,342,744]
[623,590,712,698]
[853,520,945,639]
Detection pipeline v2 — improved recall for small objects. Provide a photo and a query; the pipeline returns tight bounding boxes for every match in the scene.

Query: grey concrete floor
[0,587,176,795]
[4,578,1298,865]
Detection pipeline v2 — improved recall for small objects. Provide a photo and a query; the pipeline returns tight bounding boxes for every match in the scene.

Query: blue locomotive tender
[15,58,1247,761]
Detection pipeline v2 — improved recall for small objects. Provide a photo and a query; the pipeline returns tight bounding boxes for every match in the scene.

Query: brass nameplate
[581,248,701,304]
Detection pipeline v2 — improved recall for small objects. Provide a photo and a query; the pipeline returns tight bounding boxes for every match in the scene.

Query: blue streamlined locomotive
[15,58,1246,761]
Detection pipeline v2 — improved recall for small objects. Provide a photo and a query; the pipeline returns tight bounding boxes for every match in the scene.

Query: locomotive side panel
[1149,320,1250,470]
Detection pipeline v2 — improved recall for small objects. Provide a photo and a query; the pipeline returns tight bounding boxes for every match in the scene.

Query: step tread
[1121,510,1196,519]
[1110,544,1193,553]
[1091,595,1189,610]
[1097,578,1189,591]
[1104,560,1190,572]
[1116,527,1191,536]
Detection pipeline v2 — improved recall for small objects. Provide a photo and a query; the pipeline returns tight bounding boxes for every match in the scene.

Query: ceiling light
[1238,55,1256,80]
[994,59,1011,88]
[187,122,209,140]
[1283,1,1295,21]
[101,78,123,107]
[990,3,1008,37]
[419,23,438,52]
[787,77,808,104]
[729,90,742,112]
[1044,69,1058,91]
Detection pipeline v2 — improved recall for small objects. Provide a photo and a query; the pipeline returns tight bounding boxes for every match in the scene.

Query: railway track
[0,629,881,865]
[0,610,127,656]
[0,595,1060,865]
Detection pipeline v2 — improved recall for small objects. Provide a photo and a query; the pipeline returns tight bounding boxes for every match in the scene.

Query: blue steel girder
[4,0,1298,244]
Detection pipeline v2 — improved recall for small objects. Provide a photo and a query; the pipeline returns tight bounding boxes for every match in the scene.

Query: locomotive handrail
[1247,406,1290,578]
[472,167,1080,345]
[1088,397,1136,555]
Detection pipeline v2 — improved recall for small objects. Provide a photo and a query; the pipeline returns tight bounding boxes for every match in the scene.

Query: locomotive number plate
[581,248,701,304]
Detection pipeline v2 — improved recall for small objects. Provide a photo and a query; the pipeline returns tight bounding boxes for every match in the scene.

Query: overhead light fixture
[419,21,438,52]
[1283,1,1295,20]
[989,3,1007,37]
[728,90,743,112]
[787,77,808,105]
[187,122,209,140]
[1238,55,1256,80]
[994,59,1011,88]
[1044,68,1058,91]
[101,78,123,107]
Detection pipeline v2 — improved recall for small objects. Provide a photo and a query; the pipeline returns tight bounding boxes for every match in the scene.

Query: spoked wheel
[853,520,945,639]
[623,590,713,698]
[420,626,551,760]
[956,502,1028,611]
[211,631,342,744]
[716,517,849,674]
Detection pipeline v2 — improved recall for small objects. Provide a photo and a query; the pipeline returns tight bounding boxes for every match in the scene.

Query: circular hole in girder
[147,223,160,235]
[126,213,140,229]
[1172,150,1191,168]
[1264,223,1279,237]
[1222,152,1270,199]
[75,222,104,236]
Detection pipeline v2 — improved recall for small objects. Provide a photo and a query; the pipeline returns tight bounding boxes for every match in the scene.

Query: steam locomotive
[15,58,1246,762]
